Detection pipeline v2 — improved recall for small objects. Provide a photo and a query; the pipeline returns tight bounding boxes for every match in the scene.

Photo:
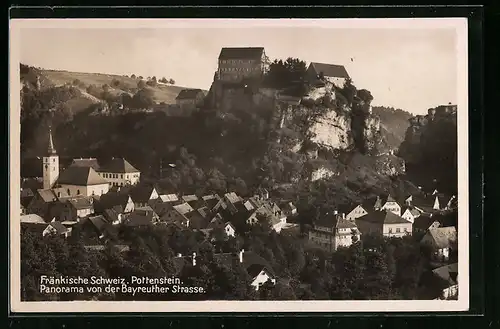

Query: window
[388,228,393,234]
[92,191,95,196]
[57,192,61,197]
[404,228,408,233]
[396,228,401,233]
[77,189,80,195]
[121,174,123,179]
[53,167,55,171]
[67,189,70,196]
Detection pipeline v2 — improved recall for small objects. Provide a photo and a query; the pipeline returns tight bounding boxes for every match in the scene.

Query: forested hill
[372,106,413,150]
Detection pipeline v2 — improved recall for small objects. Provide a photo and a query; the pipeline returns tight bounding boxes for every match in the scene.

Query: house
[224,222,236,238]
[343,204,369,221]
[20,214,47,232]
[123,209,155,227]
[239,249,276,291]
[53,196,95,222]
[149,193,180,216]
[185,210,207,230]
[103,208,123,225]
[306,62,350,88]
[217,47,268,83]
[20,187,35,209]
[43,220,72,238]
[128,185,159,208]
[97,158,141,187]
[223,192,243,214]
[355,210,412,238]
[246,201,286,233]
[134,206,159,222]
[26,189,58,220]
[308,211,360,252]
[160,202,194,226]
[175,89,205,110]
[420,226,457,261]
[55,165,110,197]
[401,206,421,223]
[255,187,269,200]
[374,194,401,216]
[419,263,458,300]
[94,192,135,214]
[84,215,118,240]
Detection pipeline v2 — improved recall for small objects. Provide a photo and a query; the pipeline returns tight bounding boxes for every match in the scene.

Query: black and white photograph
[10,18,469,312]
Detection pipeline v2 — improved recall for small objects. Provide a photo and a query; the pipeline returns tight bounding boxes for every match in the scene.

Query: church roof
[98,158,139,173]
[57,166,109,186]
[309,62,350,79]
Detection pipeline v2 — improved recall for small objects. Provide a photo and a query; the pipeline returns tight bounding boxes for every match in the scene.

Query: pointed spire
[48,127,57,155]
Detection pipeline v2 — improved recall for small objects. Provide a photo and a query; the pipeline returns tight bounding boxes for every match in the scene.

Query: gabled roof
[224,192,242,205]
[71,158,100,171]
[357,210,410,225]
[129,185,157,203]
[427,227,457,249]
[21,188,34,198]
[173,203,194,215]
[207,213,225,230]
[159,194,179,203]
[103,208,120,223]
[175,89,204,100]
[241,251,276,278]
[185,211,207,229]
[37,189,58,203]
[98,158,139,173]
[57,166,109,186]
[336,219,357,229]
[96,192,131,213]
[182,194,198,203]
[88,215,111,234]
[218,47,265,60]
[48,221,69,234]
[20,214,46,224]
[123,210,154,227]
[309,62,350,79]
[67,197,94,210]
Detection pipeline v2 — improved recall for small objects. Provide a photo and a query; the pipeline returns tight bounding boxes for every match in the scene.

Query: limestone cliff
[398,104,457,193]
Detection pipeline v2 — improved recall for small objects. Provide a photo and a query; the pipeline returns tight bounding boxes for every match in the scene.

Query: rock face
[398,104,457,193]
[309,109,352,150]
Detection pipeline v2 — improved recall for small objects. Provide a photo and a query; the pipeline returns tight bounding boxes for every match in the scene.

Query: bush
[137,80,147,89]
[169,78,175,85]
[131,74,136,79]
[111,78,121,88]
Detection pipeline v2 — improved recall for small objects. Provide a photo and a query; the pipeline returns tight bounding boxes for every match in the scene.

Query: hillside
[372,106,413,150]
[41,69,192,105]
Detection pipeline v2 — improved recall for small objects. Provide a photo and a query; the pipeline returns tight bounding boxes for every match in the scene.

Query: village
[20,47,459,300]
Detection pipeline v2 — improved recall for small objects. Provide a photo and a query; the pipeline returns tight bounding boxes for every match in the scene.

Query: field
[42,69,203,104]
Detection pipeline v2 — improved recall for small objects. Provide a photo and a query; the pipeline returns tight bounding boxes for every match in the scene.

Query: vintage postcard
[10,18,469,313]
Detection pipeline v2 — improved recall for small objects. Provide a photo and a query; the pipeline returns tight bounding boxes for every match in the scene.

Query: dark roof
[242,251,275,277]
[336,219,357,229]
[309,62,350,79]
[175,89,204,100]
[358,210,410,225]
[57,166,109,186]
[67,197,94,210]
[37,189,58,203]
[218,47,265,60]
[123,211,154,227]
[88,215,110,233]
[185,211,207,229]
[103,208,120,223]
[129,185,157,203]
[49,221,69,234]
[96,192,131,213]
[71,158,100,170]
[98,158,139,173]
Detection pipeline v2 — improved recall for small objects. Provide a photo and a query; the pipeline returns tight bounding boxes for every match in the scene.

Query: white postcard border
[9,17,470,313]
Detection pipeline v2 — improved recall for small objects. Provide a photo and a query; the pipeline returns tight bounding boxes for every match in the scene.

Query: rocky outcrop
[398,104,457,194]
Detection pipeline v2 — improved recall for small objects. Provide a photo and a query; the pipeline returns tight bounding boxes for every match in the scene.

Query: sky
[16,19,463,115]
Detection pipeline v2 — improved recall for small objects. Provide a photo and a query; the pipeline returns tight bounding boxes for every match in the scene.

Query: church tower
[43,127,59,189]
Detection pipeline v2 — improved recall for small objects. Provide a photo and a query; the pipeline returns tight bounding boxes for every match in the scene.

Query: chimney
[239,249,244,263]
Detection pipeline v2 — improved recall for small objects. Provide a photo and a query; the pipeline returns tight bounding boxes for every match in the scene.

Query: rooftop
[175,89,204,100]
[218,47,265,60]
[98,158,139,174]
[57,166,109,186]
[357,210,410,225]
[309,62,350,79]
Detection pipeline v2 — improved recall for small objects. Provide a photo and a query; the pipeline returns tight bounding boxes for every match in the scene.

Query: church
[41,128,140,197]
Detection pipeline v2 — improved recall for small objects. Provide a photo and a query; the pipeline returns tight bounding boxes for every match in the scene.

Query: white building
[42,128,59,190]
[97,158,141,187]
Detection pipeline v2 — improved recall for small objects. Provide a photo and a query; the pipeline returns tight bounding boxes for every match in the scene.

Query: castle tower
[42,127,59,189]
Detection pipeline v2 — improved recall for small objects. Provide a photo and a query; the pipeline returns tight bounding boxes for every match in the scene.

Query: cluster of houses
[20,129,299,291]
[307,191,459,300]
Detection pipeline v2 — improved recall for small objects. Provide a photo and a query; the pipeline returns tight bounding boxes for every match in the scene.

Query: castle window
[77,189,80,195]
[57,192,61,197]
[53,158,55,162]
[396,228,401,233]
[67,189,70,196]
[121,174,123,179]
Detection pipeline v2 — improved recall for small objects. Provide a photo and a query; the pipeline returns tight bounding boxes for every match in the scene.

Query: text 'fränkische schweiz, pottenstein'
[38,275,206,296]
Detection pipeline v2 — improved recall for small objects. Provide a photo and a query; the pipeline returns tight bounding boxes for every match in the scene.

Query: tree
[137,80,147,89]
[111,78,121,88]
[102,84,110,93]
[169,78,175,85]
[160,77,168,83]
[131,74,136,79]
